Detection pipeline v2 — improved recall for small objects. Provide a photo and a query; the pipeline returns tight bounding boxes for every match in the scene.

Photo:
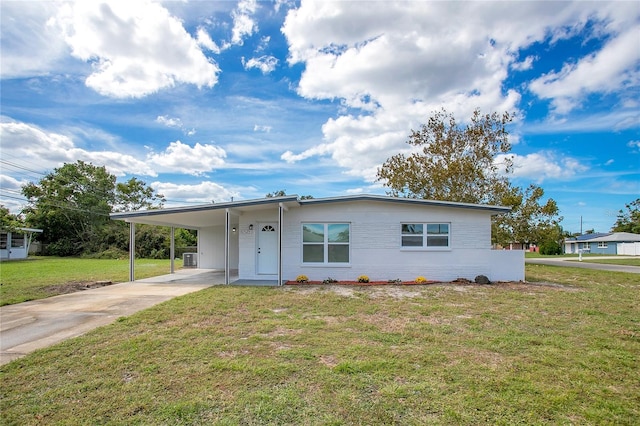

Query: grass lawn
[0,257,181,306]
[1,264,639,425]
[566,258,640,267]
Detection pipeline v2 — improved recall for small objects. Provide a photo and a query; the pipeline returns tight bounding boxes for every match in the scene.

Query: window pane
[402,236,423,247]
[427,236,449,247]
[427,224,448,234]
[303,244,324,262]
[328,224,349,242]
[303,224,324,242]
[328,244,349,263]
[402,224,422,234]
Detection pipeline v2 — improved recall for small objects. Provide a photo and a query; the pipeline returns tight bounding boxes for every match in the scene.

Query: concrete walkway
[0,269,224,365]
[525,256,640,274]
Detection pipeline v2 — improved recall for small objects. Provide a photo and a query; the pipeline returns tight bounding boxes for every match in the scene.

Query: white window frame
[401,223,451,250]
[302,223,351,265]
[597,241,607,249]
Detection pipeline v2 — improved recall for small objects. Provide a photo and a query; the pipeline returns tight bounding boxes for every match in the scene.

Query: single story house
[564,232,640,255]
[0,228,43,260]
[110,194,524,284]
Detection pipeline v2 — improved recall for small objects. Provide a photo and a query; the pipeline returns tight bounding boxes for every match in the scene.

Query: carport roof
[110,195,300,228]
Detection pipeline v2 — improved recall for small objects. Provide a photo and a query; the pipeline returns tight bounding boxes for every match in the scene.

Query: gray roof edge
[110,195,300,220]
[298,194,511,213]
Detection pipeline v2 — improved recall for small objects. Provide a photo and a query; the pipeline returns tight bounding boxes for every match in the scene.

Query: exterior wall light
[249,224,254,231]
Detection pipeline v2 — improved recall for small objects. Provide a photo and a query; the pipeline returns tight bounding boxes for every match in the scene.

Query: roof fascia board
[110,195,300,220]
[299,194,510,214]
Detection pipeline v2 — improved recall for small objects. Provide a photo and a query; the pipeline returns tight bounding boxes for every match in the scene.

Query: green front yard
[1,261,638,425]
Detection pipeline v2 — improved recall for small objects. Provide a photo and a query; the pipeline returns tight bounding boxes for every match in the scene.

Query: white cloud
[242,55,278,74]
[0,1,71,78]
[529,23,640,114]
[196,27,221,54]
[151,181,243,205]
[0,118,156,177]
[156,115,183,129]
[253,124,272,133]
[147,141,226,176]
[280,1,639,181]
[496,152,588,183]
[231,0,258,45]
[53,1,220,98]
[512,55,536,71]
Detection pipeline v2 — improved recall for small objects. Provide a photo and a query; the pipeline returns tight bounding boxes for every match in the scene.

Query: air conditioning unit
[183,253,198,268]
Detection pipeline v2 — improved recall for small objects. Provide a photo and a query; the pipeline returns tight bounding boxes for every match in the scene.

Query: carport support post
[225,209,230,285]
[278,203,285,286]
[129,222,135,282]
[170,227,175,274]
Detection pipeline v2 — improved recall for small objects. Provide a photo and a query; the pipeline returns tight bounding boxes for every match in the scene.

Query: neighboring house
[111,194,524,284]
[0,228,43,260]
[564,232,640,255]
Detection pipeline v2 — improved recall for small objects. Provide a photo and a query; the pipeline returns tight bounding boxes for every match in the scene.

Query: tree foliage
[22,161,166,257]
[612,198,640,234]
[377,109,561,246]
[0,205,23,232]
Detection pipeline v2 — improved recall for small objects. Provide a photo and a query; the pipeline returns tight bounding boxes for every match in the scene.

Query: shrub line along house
[110,194,525,285]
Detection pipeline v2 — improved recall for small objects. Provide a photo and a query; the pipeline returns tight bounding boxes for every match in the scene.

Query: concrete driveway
[0,269,224,365]
[525,256,640,274]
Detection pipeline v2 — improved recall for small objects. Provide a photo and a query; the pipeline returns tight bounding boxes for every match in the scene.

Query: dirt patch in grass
[43,280,115,295]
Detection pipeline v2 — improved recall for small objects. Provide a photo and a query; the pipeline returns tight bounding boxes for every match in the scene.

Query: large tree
[22,161,165,256]
[376,109,561,247]
[22,161,115,255]
[612,198,640,233]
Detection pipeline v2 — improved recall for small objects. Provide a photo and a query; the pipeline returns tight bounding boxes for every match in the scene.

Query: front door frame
[257,222,279,275]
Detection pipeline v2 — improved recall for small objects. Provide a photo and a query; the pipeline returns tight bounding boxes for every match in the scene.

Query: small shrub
[388,278,402,284]
[323,277,338,284]
[296,275,309,283]
[415,276,427,284]
[357,275,369,283]
[539,241,562,255]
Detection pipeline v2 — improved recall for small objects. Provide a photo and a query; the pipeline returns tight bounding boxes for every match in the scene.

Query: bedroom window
[401,223,450,248]
[302,223,350,264]
[597,242,607,249]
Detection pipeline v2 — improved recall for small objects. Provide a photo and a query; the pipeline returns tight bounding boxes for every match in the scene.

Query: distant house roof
[586,232,640,243]
[565,232,640,243]
[565,232,609,242]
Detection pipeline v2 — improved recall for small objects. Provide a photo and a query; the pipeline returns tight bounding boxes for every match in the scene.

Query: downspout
[129,222,135,282]
[170,226,175,274]
[225,209,230,285]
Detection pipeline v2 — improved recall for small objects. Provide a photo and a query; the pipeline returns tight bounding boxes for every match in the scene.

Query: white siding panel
[198,226,225,269]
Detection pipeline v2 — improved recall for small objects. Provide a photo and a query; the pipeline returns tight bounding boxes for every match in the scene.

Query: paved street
[525,256,640,274]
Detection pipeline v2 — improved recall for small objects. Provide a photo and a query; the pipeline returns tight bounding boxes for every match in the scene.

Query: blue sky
[1,0,638,234]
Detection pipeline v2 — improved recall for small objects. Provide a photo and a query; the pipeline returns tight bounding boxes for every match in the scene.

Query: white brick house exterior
[111,195,524,283]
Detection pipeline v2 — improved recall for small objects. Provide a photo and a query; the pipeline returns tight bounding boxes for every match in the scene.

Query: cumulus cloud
[0,118,156,177]
[496,152,588,182]
[53,1,220,98]
[196,27,221,54]
[279,1,638,181]
[231,0,258,45]
[151,181,243,205]
[529,23,640,114]
[242,55,278,74]
[156,115,183,129]
[147,141,226,176]
[0,1,70,78]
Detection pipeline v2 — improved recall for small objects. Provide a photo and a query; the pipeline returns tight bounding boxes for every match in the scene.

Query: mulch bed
[286,279,448,286]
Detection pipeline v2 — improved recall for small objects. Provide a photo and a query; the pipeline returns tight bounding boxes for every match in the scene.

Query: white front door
[257,223,278,274]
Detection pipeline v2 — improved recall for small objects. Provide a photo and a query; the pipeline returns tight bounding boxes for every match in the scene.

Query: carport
[110,196,299,286]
